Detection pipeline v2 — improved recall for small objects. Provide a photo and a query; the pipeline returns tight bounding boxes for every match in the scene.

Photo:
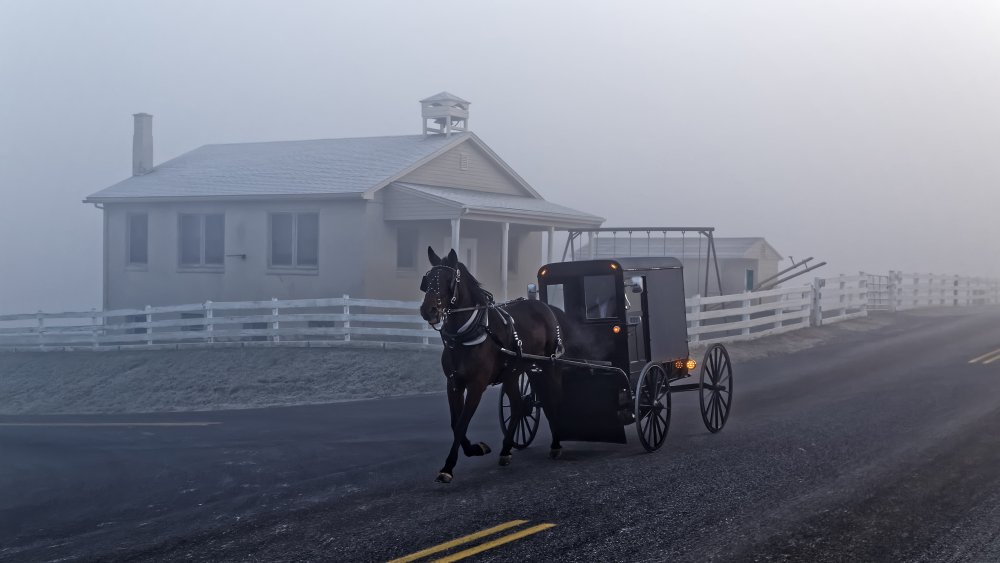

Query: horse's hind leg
[498,375,520,466]
[545,363,564,459]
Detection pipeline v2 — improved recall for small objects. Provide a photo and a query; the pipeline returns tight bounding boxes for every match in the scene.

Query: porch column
[547,227,555,263]
[450,218,461,251]
[500,222,510,300]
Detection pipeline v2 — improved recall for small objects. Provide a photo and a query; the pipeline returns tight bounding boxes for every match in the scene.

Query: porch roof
[385,183,605,229]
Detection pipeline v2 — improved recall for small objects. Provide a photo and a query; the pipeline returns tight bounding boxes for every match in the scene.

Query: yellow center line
[431,523,557,563]
[968,347,1000,364]
[388,520,528,563]
[0,422,221,427]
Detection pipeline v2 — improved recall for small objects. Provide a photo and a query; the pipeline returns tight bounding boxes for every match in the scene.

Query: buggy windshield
[584,275,618,319]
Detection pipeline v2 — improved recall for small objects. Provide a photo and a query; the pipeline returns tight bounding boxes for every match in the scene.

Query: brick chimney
[132,113,153,176]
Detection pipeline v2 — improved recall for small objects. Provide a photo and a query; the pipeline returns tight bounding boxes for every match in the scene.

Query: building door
[444,237,478,276]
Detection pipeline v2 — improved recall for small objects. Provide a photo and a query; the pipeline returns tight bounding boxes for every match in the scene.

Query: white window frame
[268,212,319,271]
[177,213,225,271]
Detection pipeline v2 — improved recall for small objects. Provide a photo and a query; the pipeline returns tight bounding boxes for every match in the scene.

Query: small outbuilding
[581,236,783,297]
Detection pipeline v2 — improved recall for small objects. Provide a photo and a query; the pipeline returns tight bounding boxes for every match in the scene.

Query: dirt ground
[0,313,897,415]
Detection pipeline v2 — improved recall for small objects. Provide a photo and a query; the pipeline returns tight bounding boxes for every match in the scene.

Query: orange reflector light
[610,263,618,269]
[686,359,697,370]
[612,325,621,334]
[540,268,547,276]
[673,360,684,369]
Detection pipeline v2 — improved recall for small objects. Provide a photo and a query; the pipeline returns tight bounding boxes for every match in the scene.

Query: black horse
[419,247,566,483]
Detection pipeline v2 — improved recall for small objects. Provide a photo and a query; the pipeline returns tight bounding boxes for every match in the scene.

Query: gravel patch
[0,346,444,415]
[691,313,896,362]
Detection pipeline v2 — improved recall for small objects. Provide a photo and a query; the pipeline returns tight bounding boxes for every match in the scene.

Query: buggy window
[545,283,565,312]
[584,275,618,319]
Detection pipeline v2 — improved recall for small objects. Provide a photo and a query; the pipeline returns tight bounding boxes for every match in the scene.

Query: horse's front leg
[437,379,490,483]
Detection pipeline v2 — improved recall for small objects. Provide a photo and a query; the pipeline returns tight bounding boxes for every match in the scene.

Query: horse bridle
[421,265,463,331]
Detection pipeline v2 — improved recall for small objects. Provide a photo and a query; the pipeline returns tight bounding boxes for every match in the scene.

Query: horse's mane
[456,261,493,306]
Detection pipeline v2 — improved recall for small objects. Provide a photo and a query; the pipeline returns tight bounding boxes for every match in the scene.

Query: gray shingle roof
[393,183,604,225]
[86,134,464,202]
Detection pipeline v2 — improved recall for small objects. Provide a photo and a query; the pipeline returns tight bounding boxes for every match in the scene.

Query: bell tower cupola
[421,92,470,137]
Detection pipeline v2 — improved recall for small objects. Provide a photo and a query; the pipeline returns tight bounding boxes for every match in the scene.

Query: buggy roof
[540,257,682,279]
[614,257,683,271]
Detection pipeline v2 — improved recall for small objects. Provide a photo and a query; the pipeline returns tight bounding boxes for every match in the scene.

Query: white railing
[0,295,437,352]
[888,272,1000,310]
[2,272,998,352]
[687,284,815,345]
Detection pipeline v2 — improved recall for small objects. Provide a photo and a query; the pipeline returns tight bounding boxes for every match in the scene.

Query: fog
[2,1,998,314]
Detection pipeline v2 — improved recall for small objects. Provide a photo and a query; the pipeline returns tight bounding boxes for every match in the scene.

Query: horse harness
[422,265,564,386]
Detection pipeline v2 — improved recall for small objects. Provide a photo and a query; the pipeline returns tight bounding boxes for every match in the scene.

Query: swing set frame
[560,227,724,297]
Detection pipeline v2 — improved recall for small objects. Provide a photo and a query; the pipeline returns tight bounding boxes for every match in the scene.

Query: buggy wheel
[635,363,670,452]
[699,344,733,433]
[498,371,541,450]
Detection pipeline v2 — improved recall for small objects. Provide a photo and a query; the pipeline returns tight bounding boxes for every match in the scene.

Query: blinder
[419,265,460,297]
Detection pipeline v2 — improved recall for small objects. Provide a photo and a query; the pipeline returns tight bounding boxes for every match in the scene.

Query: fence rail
[1,272,998,352]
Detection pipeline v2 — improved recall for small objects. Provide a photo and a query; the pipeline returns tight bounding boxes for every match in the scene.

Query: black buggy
[499,257,734,452]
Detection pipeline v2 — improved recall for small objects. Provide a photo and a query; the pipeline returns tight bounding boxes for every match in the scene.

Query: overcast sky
[1,1,998,313]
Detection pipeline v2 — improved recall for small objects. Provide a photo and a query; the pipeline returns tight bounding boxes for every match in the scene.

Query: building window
[178,213,225,268]
[127,213,148,266]
[396,226,418,269]
[745,269,756,291]
[459,152,470,171]
[270,212,319,268]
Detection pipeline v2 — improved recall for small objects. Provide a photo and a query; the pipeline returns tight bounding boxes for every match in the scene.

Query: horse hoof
[499,455,512,467]
[549,448,562,460]
[435,472,453,484]
[478,442,492,456]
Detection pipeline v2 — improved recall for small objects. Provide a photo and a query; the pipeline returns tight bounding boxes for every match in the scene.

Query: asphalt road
[3,308,1000,562]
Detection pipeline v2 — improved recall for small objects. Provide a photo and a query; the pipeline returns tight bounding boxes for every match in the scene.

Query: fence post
[811,278,824,327]
[741,292,751,338]
[343,294,351,342]
[36,311,45,350]
[91,308,99,349]
[859,272,868,316]
[205,300,214,344]
[688,294,701,343]
[271,297,280,343]
[885,270,899,313]
[774,292,785,332]
[145,305,153,346]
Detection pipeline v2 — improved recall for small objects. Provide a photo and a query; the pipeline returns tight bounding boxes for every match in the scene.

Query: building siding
[382,188,461,221]
[104,200,368,309]
[398,142,529,196]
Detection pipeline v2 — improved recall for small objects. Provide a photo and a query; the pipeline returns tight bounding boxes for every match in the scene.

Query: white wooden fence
[1,272,997,352]
[0,295,438,352]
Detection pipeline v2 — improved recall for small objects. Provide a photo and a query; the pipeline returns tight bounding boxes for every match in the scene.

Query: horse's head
[420,247,461,329]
